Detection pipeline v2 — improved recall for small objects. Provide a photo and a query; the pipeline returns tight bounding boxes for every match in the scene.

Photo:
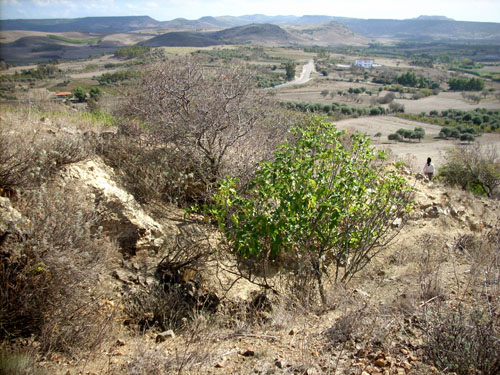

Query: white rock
[60,158,165,254]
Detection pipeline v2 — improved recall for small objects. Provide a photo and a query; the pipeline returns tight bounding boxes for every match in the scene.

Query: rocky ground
[1,110,499,375]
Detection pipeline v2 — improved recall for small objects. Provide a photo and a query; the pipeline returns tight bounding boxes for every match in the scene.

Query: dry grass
[0,182,115,354]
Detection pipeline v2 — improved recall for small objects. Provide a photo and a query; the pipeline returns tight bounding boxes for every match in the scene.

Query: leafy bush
[388,133,401,141]
[439,144,500,197]
[114,45,152,59]
[210,119,412,304]
[448,77,485,91]
[95,70,141,85]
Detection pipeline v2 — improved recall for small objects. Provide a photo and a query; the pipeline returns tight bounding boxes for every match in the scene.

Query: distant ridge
[0,16,162,33]
[2,14,500,42]
[413,15,455,21]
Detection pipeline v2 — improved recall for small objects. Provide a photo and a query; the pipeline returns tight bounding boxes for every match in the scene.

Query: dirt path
[272,59,315,89]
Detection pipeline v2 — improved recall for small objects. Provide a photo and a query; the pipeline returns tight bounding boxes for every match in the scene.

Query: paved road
[272,60,315,89]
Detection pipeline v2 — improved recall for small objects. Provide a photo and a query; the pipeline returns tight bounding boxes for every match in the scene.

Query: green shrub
[439,145,500,197]
[388,133,401,141]
[210,119,412,304]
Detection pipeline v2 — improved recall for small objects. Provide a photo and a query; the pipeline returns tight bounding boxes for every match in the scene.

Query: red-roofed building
[55,91,73,97]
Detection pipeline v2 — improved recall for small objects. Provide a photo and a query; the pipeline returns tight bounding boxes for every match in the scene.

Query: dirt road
[273,60,315,89]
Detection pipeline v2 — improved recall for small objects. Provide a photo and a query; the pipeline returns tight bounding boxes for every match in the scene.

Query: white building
[354,58,374,69]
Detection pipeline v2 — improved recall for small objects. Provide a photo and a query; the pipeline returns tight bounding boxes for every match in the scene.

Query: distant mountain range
[2,14,500,42]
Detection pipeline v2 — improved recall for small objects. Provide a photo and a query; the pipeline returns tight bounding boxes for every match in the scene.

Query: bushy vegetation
[439,144,500,197]
[95,69,141,85]
[388,127,425,142]
[120,57,297,203]
[0,113,113,353]
[0,64,60,82]
[114,45,152,59]
[48,34,101,44]
[448,77,485,91]
[398,108,500,132]
[281,101,386,119]
[396,71,441,89]
[210,119,412,303]
[421,305,500,375]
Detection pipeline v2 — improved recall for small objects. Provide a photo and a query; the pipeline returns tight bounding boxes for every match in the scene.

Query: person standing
[423,157,435,180]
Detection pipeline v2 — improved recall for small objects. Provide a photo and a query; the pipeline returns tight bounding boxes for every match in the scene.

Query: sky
[1,0,499,23]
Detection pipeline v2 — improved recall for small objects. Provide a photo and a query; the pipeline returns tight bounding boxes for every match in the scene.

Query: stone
[374,359,388,367]
[240,349,255,357]
[156,330,175,343]
[391,218,403,228]
[60,158,165,254]
[116,338,126,346]
[275,360,285,369]
[424,206,439,218]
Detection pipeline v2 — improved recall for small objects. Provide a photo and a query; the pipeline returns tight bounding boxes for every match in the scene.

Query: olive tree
[211,118,413,304]
[121,57,294,201]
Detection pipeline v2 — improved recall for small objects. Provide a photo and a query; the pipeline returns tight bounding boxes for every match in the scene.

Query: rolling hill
[139,22,368,48]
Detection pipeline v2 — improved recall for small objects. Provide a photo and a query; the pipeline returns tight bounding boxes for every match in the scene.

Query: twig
[418,295,442,308]
[228,333,278,340]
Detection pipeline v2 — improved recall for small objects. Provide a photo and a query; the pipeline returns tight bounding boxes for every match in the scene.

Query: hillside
[1,100,499,375]
[286,21,369,47]
[0,16,163,33]
[0,34,124,64]
[140,22,368,48]
[336,18,500,42]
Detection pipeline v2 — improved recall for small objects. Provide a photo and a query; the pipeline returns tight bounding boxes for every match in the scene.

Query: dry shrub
[0,124,92,191]
[0,349,47,375]
[439,144,500,198]
[0,183,113,353]
[325,305,369,346]
[421,304,500,375]
[120,57,298,203]
[127,319,215,375]
[97,134,189,204]
[418,246,444,302]
[123,227,217,331]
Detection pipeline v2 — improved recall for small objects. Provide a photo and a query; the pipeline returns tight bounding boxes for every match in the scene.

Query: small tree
[89,86,102,100]
[285,61,296,81]
[211,119,412,304]
[414,127,425,142]
[388,133,401,141]
[73,87,86,102]
[321,89,329,97]
[121,57,293,201]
